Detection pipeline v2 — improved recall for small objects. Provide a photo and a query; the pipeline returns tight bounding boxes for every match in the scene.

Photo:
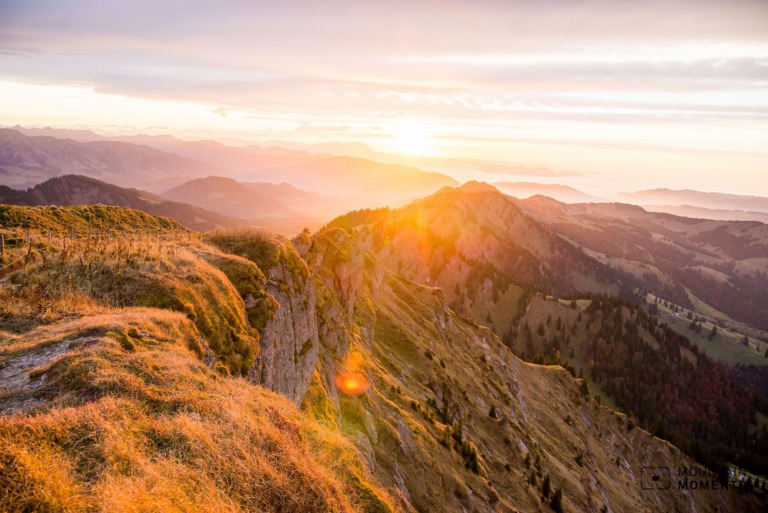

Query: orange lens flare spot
[335,372,368,395]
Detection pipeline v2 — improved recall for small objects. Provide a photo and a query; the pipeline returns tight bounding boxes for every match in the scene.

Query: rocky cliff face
[205,231,320,405]
[301,228,385,414]
[249,250,319,404]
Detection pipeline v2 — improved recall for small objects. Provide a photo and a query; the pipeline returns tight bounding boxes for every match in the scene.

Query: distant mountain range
[162,176,294,219]
[0,128,219,191]
[10,125,581,179]
[5,127,768,227]
[1,128,458,209]
[0,175,242,231]
[620,188,768,213]
[492,181,600,203]
[641,204,768,223]
[0,174,336,235]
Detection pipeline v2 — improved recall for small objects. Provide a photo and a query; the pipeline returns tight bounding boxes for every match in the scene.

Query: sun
[386,120,439,157]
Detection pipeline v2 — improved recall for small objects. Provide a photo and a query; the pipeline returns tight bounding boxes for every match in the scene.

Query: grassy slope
[0,204,182,234]
[0,224,259,375]
[0,311,392,512]
[301,228,755,513]
[0,206,394,513]
[650,299,767,366]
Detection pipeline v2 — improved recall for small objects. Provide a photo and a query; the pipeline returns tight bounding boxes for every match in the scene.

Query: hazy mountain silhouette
[620,188,768,213]
[2,127,459,213]
[493,181,600,202]
[0,129,221,192]
[0,175,243,231]
[162,176,294,219]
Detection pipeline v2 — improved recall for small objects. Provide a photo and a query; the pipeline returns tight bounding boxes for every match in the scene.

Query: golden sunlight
[386,120,439,156]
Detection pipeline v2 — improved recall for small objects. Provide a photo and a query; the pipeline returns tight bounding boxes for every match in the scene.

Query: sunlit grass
[0,206,395,512]
[0,313,394,512]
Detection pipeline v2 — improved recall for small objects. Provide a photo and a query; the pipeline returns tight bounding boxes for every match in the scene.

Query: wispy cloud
[0,0,766,193]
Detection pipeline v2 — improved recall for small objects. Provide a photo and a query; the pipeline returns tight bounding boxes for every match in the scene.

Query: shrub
[541,474,551,498]
[551,488,563,513]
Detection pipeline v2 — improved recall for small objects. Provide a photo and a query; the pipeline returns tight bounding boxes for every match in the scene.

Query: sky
[0,0,767,195]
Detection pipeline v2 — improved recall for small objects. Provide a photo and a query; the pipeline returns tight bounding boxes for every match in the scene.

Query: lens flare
[335,372,368,395]
[335,351,369,395]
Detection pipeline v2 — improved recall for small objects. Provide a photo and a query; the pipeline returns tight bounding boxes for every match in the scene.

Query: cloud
[297,123,351,133]
[2,1,766,115]
[0,0,766,184]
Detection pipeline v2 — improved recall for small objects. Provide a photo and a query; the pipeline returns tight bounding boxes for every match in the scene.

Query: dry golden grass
[0,213,394,513]
[0,228,259,375]
[0,310,394,513]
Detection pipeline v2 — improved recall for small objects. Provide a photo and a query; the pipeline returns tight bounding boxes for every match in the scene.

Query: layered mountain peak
[0,174,242,231]
[0,129,220,191]
[453,180,501,194]
[162,175,293,218]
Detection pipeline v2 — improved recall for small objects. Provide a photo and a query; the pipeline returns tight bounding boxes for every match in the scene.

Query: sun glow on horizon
[385,120,440,157]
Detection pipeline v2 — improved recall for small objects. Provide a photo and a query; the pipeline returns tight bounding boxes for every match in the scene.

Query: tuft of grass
[206,229,283,271]
[206,229,312,297]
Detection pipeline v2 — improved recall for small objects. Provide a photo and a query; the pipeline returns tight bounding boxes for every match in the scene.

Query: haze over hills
[0,174,336,235]
[641,204,768,224]
[619,189,768,223]
[255,155,458,199]
[160,176,340,233]
[0,129,220,192]
[492,182,600,203]
[620,189,768,212]
[10,126,768,224]
[162,176,294,219]
[9,125,579,181]
[0,175,243,231]
[0,128,459,216]
[0,205,762,512]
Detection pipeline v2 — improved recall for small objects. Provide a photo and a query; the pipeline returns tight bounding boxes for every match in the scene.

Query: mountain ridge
[620,188,768,213]
[0,174,244,231]
[1,128,460,217]
[0,203,762,512]
[162,176,294,219]
[0,128,221,192]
